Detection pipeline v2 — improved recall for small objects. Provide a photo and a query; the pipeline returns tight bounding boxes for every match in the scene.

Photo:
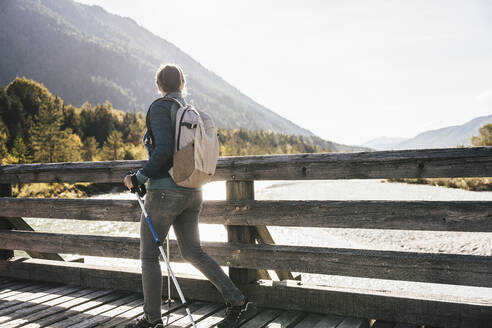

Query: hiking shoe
[216,300,258,328]
[124,315,164,328]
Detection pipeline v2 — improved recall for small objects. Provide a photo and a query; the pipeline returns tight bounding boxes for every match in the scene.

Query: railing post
[226,180,261,284]
[0,184,14,260]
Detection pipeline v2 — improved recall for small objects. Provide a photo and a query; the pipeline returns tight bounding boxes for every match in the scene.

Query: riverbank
[387,177,492,192]
[12,182,126,198]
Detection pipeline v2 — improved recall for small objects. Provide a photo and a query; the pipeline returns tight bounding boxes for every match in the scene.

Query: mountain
[364,115,492,150]
[0,0,319,136]
[0,0,370,152]
[361,137,408,151]
[0,0,365,154]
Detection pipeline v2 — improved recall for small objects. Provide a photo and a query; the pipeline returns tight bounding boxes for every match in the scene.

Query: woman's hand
[124,174,134,190]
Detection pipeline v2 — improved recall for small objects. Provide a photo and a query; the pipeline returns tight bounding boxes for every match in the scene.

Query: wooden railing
[1,147,491,327]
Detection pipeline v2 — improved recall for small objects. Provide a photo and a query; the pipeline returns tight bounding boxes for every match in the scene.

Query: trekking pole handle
[126,171,147,197]
[131,183,147,198]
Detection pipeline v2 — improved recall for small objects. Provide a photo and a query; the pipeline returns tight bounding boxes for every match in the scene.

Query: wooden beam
[0,198,141,222]
[2,198,491,232]
[0,160,141,184]
[226,180,268,283]
[252,280,492,328]
[0,184,13,260]
[0,184,63,261]
[202,200,492,232]
[5,217,64,261]
[1,147,491,184]
[216,147,492,180]
[252,225,295,280]
[0,258,490,328]
[1,230,491,287]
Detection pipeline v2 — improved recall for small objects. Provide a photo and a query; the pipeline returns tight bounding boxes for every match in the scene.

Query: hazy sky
[75,0,492,145]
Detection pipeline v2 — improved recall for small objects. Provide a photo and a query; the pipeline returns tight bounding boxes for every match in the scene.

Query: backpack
[147,97,220,188]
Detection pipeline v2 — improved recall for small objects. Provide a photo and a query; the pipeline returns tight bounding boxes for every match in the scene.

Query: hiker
[123,64,256,328]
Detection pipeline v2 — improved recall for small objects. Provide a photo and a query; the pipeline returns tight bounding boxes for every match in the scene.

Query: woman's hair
[155,64,185,93]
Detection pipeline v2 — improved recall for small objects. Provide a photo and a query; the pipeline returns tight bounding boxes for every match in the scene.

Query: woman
[123,64,256,328]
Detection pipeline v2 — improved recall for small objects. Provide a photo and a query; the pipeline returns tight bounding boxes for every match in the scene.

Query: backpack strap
[163,97,196,152]
[176,106,190,151]
[162,96,184,108]
[145,97,183,146]
[162,97,182,136]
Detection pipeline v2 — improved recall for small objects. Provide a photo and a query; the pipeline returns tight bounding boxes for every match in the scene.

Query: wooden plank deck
[0,278,424,328]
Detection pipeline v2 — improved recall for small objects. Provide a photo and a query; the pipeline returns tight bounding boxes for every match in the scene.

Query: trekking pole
[166,233,172,308]
[132,185,197,328]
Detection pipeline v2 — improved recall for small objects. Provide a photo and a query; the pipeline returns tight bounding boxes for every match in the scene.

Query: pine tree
[62,104,82,136]
[101,130,124,160]
[28,100,65,163]
[0,120,9,161]
[10,136,28,163]
[59,130,83,162]
[82,136,99,161]
[121,112,145,146]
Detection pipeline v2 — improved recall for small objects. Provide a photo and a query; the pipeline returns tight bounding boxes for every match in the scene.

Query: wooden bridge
[0,147,491,327]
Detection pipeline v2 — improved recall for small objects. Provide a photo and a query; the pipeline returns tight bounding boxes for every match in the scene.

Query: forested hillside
[0,78,332,166]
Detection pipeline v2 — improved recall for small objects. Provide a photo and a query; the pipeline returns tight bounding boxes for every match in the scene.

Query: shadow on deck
[0,277,420,328]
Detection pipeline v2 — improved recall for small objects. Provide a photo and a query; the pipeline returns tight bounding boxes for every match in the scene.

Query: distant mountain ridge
[0,0,367,152]
[362,115,492,150]
[362,137,408,151]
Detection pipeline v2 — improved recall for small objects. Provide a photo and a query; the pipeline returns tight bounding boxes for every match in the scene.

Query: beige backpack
[165,97,219,188]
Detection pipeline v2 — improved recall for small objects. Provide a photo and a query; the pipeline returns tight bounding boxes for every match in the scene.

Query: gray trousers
[140,189,245,323]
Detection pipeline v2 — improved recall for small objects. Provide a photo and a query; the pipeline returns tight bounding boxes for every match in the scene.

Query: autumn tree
[471,124,492,146]
[0,78,55,150]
